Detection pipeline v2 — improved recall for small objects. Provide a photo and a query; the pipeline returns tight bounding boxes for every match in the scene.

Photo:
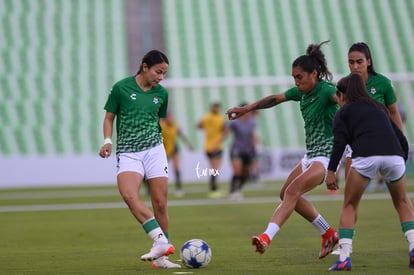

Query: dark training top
[328,101,408,172]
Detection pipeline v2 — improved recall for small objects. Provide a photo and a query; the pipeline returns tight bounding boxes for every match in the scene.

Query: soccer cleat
[251,233,271,254]
[140,243,175,261]
[409,248,414,268]
[151,256,181,268]
[319,228,339,259]
[328,257,352,271]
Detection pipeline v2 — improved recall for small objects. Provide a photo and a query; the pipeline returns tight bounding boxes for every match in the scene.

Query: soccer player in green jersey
[348,42,403,130]
[99,50,180,269]
[343,42,405,189]
[226,41,339,259]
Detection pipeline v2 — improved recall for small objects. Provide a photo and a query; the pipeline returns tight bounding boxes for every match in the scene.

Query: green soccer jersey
[366,73,397,106]
[285,80,338,158]
[104,76,168,153]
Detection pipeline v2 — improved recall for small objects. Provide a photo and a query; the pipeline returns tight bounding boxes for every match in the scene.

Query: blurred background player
[160,111,193,197]
[225,102,258,201]
[227,41,339,259]
[99,50,180,269]
[248,109,262,185]
[196,102,226,199]
[325,73,414,271]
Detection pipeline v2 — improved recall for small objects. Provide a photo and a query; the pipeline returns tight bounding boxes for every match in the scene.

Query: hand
[99,144,112,158]
[325,170,339,190]
[226,106,248,120]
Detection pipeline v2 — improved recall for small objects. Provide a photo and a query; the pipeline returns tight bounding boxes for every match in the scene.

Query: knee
[284,185,300,200]
[279,185,300,201]
[119,190,138,205]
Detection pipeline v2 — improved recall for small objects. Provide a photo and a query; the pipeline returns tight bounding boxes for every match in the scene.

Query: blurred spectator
[196,102,226,199]
[160,111,193,197]
[225,103,258,201]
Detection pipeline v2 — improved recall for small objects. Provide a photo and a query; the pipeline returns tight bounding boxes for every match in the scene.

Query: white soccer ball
[180,239,212,268]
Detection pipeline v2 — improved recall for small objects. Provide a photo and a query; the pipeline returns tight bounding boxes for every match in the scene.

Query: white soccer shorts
[116,144,169,179]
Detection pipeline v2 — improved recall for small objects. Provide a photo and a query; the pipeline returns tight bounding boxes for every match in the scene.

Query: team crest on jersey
[130,93,137,100]
[153,96,159,104]
[370,87,376,94]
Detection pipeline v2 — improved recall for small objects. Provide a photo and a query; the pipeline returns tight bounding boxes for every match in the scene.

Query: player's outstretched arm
[226,93,287,120]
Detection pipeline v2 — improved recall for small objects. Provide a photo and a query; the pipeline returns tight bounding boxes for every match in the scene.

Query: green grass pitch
[1,179,414,274]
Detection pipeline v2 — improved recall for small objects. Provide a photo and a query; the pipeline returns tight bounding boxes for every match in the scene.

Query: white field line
[0,183,278,200]
[1,192,413,213]
[0,189,120,200]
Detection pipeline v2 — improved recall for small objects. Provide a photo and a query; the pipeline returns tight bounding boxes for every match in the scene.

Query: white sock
[311,214,330,235]
[148,228,169,244]
[405,229,414,251]
[142,218,169,244]
[264,222,280,240]
[338,238,352,261]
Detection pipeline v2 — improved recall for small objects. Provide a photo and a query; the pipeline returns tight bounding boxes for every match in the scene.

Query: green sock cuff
[142,218,160,234]
[401,221,414,233]
[339,228,355,239]
[165,232,169,240]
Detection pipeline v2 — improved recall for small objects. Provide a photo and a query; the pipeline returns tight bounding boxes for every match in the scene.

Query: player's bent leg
[148,177,169,231]
[387,177,414,222]
[279,162,302,201]
[118,172,154,223]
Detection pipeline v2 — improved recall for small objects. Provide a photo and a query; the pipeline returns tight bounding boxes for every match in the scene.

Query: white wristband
[104,138,112,145]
